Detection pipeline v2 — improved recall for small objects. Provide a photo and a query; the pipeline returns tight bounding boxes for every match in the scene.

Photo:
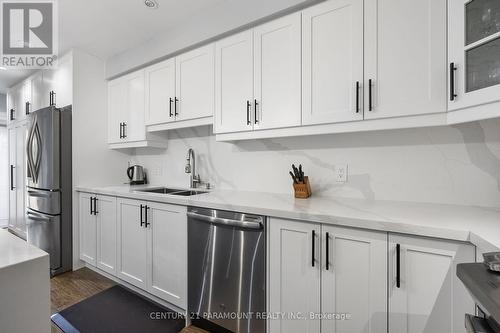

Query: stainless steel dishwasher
[188,207,266,333]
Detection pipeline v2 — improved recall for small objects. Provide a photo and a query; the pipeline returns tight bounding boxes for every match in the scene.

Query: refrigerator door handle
[27,210,52,222]
[27,119,43,183]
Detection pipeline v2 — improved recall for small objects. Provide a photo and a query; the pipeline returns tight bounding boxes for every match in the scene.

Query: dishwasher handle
[187,211,263,230]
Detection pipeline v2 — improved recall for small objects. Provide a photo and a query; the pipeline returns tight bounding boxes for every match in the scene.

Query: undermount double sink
[136,187,208,197]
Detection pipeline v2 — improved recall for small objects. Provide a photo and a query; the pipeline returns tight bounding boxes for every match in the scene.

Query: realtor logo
[1,0,57,68]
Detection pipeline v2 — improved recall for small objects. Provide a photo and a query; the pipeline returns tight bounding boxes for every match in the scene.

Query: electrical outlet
[336,164,348,183]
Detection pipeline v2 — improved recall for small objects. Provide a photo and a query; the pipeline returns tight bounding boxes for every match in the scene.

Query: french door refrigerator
[26,105,72,276]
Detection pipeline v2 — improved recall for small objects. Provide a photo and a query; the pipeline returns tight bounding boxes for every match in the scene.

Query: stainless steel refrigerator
[26,106,72,276]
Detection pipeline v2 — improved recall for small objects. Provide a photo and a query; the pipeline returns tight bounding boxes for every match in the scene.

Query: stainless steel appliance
[26,105,72,276]
[458,263,500,333]
[127,164,147,185]
[188,207,266,333]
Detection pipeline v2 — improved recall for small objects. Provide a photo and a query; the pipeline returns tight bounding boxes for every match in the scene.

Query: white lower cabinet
[79,193,116,272]
[117,198,148,289]
[269,218,475,333]
[146,202,187,308]
[322,225,387,333]
[388,234,475,333]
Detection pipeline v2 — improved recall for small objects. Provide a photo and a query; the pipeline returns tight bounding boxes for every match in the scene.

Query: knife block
[293,176,312,199]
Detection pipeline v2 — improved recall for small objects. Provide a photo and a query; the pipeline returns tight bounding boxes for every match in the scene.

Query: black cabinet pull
[145,206,150,228]
[90,197,93,215]
[368,79,373,111]
[450,63,457,101]
[325,232,330,270]
[355,81,360,113]
[140,204,145,227]
[93,197,98,215]
[174,97,179,116]
[396,243,401,288]
[120,123,124,139]
[10,165,15,190]
[25,102,30,115]
[246,101,251,125]
[254,99,259,124]
[122,123,127,138]
[10,109,15,121]
[312,230,316,267]
[49,91,56,106]
[169,98,173,117]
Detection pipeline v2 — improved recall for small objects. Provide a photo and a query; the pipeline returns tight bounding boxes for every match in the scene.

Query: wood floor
[50,267,209,333]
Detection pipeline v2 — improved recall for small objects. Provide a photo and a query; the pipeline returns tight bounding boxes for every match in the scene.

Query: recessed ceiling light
[0,67,6,70]
[144,0,159,9]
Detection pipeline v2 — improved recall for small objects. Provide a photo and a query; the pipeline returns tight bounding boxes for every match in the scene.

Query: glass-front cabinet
[449,0,500,111]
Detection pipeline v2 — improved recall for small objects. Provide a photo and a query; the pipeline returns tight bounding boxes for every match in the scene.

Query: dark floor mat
[51,285,185,333]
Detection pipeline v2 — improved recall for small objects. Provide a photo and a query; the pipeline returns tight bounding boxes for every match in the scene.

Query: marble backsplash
[126,118,500,208]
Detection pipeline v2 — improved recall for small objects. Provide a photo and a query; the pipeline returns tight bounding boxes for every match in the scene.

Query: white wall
[127,118,500,209]
[106,0,323,78]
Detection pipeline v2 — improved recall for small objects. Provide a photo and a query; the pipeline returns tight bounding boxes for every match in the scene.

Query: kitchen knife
[292,164,300,181]
[298,164,303,182]
[289,171,298,184]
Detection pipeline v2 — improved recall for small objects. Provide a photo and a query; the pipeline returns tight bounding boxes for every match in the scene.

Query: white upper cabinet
[30,72,44,112]
[145,58,176,125]
[364,0,447,120]
[145,44,215,131]
[388,234,474,333]
[108,70,167,148]
[253,13,302,130]
[175,44,215,122]
[302,0,364,125]
[52,54,73,108]
[448,0,500,112]
[215,30,254,134]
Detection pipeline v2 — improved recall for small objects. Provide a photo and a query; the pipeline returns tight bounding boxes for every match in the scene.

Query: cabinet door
[8,127,16,230]
[388,234,475,333]
[269,218,321,333]
[31,72,44,111]
[214,30,254,134]
[449,0,500,111]
[107,78,127,144]
[124,70,146,142]
[14,123,26,237]
[254,13,301,130]
[302,0,364,125]
[175,44,215,122]
[40,69,55,108]
[364,0,446,119]
[6,91,15,126]
[146,202,187,308]
[321,225,387,333]
[117,198,148,289]
[53,54,73,108]
[79,192,96,265]
[145,58,176,125]
[15,85,24,122]
[96,195,117,275]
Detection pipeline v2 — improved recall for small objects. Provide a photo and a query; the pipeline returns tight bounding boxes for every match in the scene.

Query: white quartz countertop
[0,229,48,269]
[76,185,500,252]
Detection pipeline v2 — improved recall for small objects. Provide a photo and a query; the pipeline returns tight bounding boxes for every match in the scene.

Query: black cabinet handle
[368,79,373,111]
[90,197,93,215]
[246,101,251,125]
[10,109,15,121]
[10,165,15,190]
[122,123,127,138]
[145,206,150,228]
[396,243,401,288]
[174,97,179,116]
[140,204,145,227]
[254,99,259,124]
[450,62,457,101]
[49,91,56,106]
[325,232,330,270]
[93,197,98,215]
[119,123,123,139]
[355,81,360,113]
[25,102,30,115]
[312,230,316,267]
[169,98,173,117]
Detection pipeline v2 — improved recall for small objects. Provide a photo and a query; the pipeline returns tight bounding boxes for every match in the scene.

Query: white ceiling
[0,0,227,92]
